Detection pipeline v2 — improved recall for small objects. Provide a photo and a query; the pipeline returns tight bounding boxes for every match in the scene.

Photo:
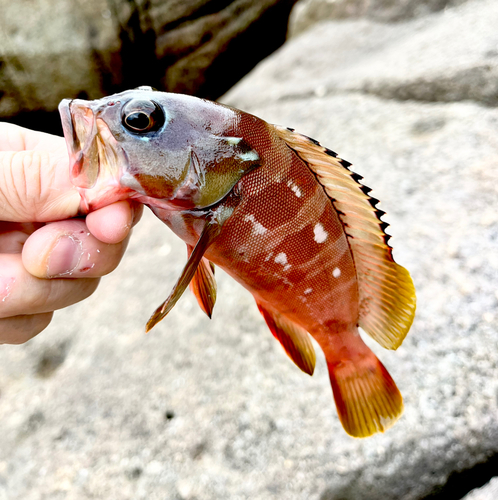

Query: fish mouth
[59,99,130,211]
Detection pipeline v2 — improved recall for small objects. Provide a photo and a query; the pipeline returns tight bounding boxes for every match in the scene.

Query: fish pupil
[126,112,151,131]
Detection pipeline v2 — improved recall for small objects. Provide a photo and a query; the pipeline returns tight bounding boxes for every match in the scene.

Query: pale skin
[0,123,143,344]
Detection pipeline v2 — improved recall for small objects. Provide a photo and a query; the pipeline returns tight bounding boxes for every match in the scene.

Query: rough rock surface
[1,0,498,499]
[230,0,498,109]
[0,0,296,132]
[463,477,498,500]
[290,0,466,33]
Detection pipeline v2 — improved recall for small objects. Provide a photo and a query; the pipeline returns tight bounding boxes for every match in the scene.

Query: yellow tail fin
[328,353,403,438]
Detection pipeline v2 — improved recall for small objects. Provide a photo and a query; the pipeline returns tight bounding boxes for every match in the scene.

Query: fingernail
[47,235,83,278]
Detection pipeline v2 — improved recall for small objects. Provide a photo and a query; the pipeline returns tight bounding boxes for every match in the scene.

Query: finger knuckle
[0,312,53,344]
[0,151,49,221]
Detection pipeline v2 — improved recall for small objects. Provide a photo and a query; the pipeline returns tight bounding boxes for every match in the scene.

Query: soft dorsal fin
[274,126,416,350]
[256,301,316,375]
[187,244,217,318]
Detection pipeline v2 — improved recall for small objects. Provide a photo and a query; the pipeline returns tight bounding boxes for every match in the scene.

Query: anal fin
[328,351,403,438]
[187,244,217,318]
[257,301,316,375]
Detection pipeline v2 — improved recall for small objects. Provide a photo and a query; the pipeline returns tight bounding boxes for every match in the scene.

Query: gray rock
[463,477,498,500]
[290,0,466,34]
[230,0,498,109]
[0,0,297,131]
[0,0,120,117]
[1,0,498,499]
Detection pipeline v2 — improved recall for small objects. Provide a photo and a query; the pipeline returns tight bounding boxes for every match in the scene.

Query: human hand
[0,123,143,344]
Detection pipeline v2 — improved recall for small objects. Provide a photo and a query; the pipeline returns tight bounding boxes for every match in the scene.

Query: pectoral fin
[146,222,221,332]
[187,244,217,318]
[257,301,316,375]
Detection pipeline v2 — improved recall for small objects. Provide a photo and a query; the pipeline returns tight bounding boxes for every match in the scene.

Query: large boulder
[229,0,498,109]
[464,477,498,500]
[0,0,297,132]
[0,0,497,499]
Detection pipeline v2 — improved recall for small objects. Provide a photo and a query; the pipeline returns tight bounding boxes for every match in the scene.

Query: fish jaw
[59,98,134,213]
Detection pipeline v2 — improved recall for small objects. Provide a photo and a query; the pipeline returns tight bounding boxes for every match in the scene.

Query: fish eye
[122,99,165,133]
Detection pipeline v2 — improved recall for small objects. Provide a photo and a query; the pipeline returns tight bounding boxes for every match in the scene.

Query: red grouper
[59,87,416,438]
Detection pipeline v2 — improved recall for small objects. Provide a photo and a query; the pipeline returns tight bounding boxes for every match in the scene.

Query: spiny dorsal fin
[256,301,316,375]
[274,125,416,350]
[187,244,217,318]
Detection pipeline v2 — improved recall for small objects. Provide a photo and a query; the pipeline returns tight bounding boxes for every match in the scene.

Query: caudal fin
[328,353,403,438]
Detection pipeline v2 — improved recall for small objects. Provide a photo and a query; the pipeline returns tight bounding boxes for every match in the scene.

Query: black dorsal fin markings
[273,125,416,350]
[187,244,217,318]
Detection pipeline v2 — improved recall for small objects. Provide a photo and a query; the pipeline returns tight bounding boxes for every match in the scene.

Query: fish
[58,86,416,438]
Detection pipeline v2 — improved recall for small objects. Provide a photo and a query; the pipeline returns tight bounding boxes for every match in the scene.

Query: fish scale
[205,134,358,334]
[59,86,416,437]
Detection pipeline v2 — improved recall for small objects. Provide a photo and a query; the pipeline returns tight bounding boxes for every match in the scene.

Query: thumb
[0,147,81,223]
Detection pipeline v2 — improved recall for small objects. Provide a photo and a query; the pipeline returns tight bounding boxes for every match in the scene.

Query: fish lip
[59,99,101,189]
[58,98,132,211]
[59,99,86,186]
[59,99,78,158]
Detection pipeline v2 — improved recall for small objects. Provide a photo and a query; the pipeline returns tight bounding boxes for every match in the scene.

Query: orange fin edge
[257,301,316,376]
[328,352,403,438]
[187,245,217,318]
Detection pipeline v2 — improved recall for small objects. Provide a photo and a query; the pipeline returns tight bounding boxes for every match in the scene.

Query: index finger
[0,122,66,152]
[0,148,80,222]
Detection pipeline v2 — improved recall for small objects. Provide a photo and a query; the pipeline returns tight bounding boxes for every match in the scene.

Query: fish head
[59,87,261,212]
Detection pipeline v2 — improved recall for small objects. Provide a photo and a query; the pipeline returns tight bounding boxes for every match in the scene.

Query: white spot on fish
[304,288,313,295]
[158,244,171,256]
[244,214,268,235]
[238,150,259,162]
[265,252,273,262]
[211,205,234,225]
[274,253,292,271]
[225,136,242,145]
[333,267,341,278]
[274,252,288,266]
[286,180,302,198]
[314,223,328,243]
